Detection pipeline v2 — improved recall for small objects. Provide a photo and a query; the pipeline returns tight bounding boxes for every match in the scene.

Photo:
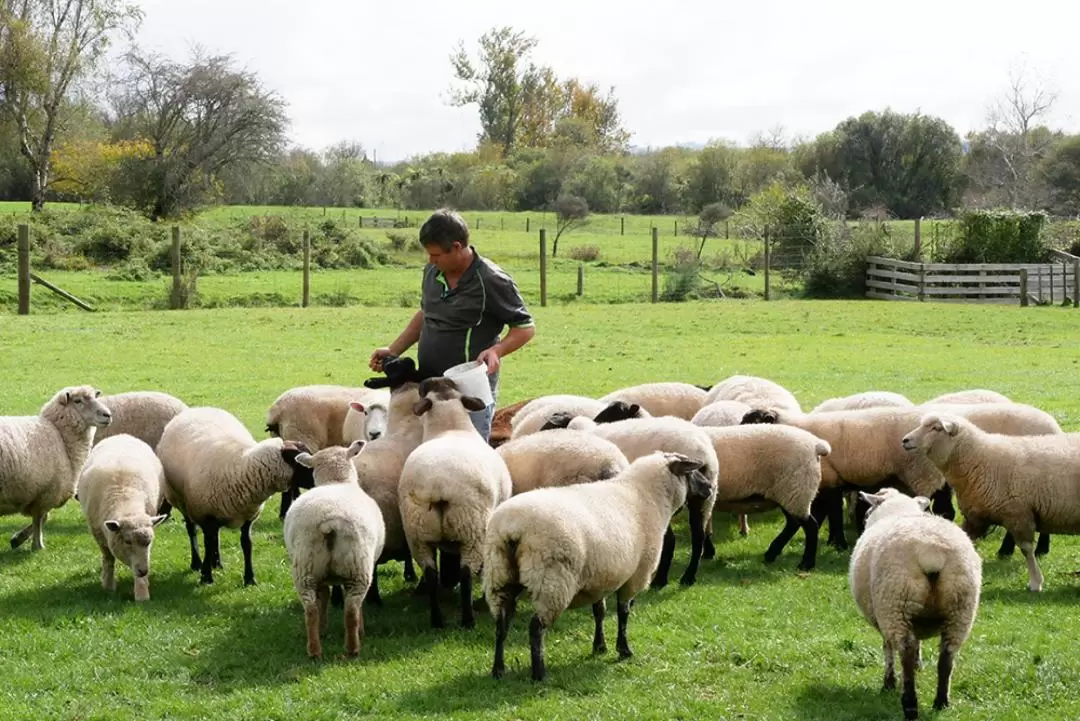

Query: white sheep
[77,434,167,601]
[901,413,1080,592]
[285,441,386,659]
[157,406,313,585]
[926,389,1011,405]
[598,382,710,421]
[1,385,113,551]
[483,452,714,681]
[691,400,754,537]
[811,391,913,413]
[564,413,719,587]
[702,425,830,571]
[398,378,512,629]
[496,429,629,495]
[850,488,981,720]
[705,374,801,413]
[341,391,391,443]
[93,391,188,449]
[510,394,647,439]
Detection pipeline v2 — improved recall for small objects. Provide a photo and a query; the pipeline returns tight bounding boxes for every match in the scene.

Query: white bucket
[443,360,494,406]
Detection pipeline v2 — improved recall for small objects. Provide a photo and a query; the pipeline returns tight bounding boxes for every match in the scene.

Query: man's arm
[369,310,423,371]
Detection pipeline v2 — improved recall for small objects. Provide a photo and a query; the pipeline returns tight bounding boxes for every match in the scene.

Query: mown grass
[1,301,1080,720]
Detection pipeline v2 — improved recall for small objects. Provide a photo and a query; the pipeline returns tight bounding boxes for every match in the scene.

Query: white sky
[130,0,1080,162]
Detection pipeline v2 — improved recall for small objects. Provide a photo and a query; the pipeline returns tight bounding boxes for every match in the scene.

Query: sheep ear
[859,491,886,508]
[940,418,959,436]
[62,391,72,405]
[629,403,641,416]
[413,398,433,416]
[418,379,435,398]
[460,396,487,412]
[363,377,391,389]
[349,401,366,413]
[667,454,704,478]
[104,520,121,533]
[94,389,102,398]
[294,452,314,469]
[915,497,932,512]
[151,514,168,527]
[346,440,366,458]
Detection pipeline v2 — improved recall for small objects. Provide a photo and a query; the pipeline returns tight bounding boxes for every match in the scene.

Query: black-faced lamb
[850,488,981,720]
[1,385,112,551]
[705,374,801,413]
[483,452,713,681]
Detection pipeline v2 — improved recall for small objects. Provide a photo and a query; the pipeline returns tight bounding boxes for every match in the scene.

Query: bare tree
[0,0,140,210]
[551,194,588,257]
[694,202,732,259]
[110,48,288,218]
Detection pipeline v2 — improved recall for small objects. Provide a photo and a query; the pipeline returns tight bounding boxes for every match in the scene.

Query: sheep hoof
[882,677,896,692]
[492,665,505,680]
[1028,583,1043,592]
[903,706,918,720]
[200,574,214,585]
[763,551,779,564]
[592,642,607,655]
[244,577,257,587]
[797,561,815,572]
[678,574,696,587]
[932,696,949,711]
[650,576,669,589]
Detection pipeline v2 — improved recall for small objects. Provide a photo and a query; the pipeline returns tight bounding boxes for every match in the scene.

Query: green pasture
[1,300,1079,720]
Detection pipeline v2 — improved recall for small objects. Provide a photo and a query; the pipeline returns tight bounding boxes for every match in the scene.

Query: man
[369,208,535,441]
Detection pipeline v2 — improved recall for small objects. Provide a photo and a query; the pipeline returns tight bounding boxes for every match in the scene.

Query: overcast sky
[130,0,1079,162]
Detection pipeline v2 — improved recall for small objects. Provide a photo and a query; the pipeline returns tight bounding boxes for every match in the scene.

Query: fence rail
[866,255,1080,306]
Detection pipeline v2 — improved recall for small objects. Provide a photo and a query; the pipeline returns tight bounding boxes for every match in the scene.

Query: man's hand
[476,346,501,375]
[369,347,395,372]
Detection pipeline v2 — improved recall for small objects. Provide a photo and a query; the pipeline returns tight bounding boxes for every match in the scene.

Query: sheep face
[593,401,641,424]
[62,386,113,428]
[364,356,423,390]
[538,411,573,431]
[740,409,779,425]
[103,514,167,580]
[295,441,365,486]
[859,488,932,528]
[901,414,962,465]
[413,377,487,415]
[665,453,713,500]
[281,440,316,490]
[362,404,388,440]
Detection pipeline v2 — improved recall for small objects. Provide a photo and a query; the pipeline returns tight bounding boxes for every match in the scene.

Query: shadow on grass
[980,582,1080,605]
[793,681,906,721]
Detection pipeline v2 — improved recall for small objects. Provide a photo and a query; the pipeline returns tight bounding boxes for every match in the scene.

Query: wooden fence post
[651,227,659,303]
[17,224,30,315]
[917,262,926,302]
[170,226,183,310]
[302,230,311,308]
[526,217,530,233]
[674,220,678,236]
[577,263,584,297]
[725,220,729,239]
[763,227,771,301]
[539,229,547,308]
[1020,269,1029,307]
[913,217,922,260]
[620,216,625,236]
[1074,260,1079,309]
[476,217,481,230]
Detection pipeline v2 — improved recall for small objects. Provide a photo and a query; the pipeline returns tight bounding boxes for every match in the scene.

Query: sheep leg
[317,585,330,632]
[459,564,476,630]
[813,488,847,551]
[1019,539,1044,592]
[997,531,1017,558]
[798,515,819,571]
[651,525,676,589]
[240,520,257,586]
[302,590,322,659]
[440,550,462,589]
[30,513,47,551]
[900,637,920,720]
[615,598,633,659]
[933,638,956,711]
[738,513,750,537]
[9,523,33,549]
[403,555,418,583]
[763,510,802,565]
[199,522,220,585]
[100,549,117,592]
[424,563,444,629]
[366,573,383,607]
[678,498,705,586]
[528,615,547,682]
[882,639,897,691]
[929,485,955,520]
[278,489,296,520]
[702,515,716,560]
[490,588,520,679]
[344,585,365,657]
[591,600,607,654]
[1036,532,1051,557]
[184,518,202,572]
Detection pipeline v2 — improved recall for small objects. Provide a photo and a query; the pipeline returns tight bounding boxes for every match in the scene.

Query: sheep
[850,488,981,720]
[77,434,167,601]
[341,392,391,444]
[742,402,1063,551]
[811,391,914,414]
[926,389,1011,405]
[704,374,801,413]
[398,377,512,629]
[702,425,830,571]
[483,451,714,681]
[267,384,388,518]
[1,385,113,551]
[93,391,188,449]
[350,356,427,591]
[488,398,534,449]
[510,395,616,440]
[285,441,385,659]
[599,382,710,421]
[496,429,630,495]
[691,400,754,537]
[901,413,1080,592]
[157,406,313,585]
[555,409,720,587]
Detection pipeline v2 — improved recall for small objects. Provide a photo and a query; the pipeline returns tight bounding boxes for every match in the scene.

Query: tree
[682,141,739,212]
[1039,135,1080,215]
[449,26,539,154]
[110,49,289,218]
[694,201,731,259]
[551,194,588,257]
[0,0,141,210]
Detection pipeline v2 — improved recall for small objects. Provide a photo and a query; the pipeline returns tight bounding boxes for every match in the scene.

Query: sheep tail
[318,520,338,552]
[916,544,947,582]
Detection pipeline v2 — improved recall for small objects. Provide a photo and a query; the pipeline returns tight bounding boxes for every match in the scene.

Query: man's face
[425,241,468,274]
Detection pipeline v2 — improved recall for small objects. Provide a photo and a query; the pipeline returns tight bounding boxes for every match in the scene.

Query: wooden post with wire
[17,224,30,315]
[539,229,548,307]
[651,227,659,303]
[302,229,311,308]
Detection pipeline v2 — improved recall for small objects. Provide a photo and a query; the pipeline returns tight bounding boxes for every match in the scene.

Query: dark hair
[419,208,469,252]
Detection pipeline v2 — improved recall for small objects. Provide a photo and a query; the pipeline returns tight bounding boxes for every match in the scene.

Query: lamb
[702,425,830,571]
[341,389,392,444]
[77,434,167,601]
[496,429,629,495]
[285,441,386,659]
[811,391,913,413]
[398,377,512,629]
[704,374,801,413]
[558,410,719,587]
[157,406,313,585]
[1,385,113,551]
[483,452,713,681]
[849,488,981,720]
[93,391,188,449]
[599,382,710,421]
[901,413,1080,592]
[267,384,388,518]
[510,394,649,439]
[742,402,1063,550]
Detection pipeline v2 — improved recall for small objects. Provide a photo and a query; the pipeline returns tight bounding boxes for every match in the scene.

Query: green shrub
[802,221,901,298]
[661,246,703,302]
[942,210,1049,263]
[568,245,601,262]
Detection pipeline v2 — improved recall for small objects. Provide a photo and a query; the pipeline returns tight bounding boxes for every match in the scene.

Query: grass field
[2,300,1080,721]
